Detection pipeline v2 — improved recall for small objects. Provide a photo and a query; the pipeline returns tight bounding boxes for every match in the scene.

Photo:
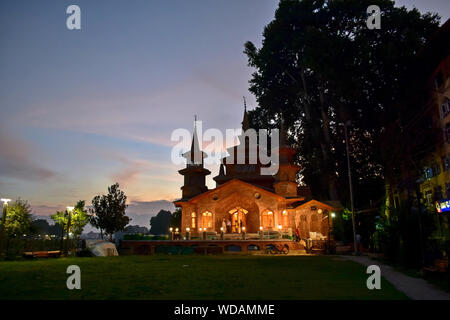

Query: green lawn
[0,255,408,300]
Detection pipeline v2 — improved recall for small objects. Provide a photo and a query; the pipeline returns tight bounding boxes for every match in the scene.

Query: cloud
[0,129,57,181]
[31,204,65,216]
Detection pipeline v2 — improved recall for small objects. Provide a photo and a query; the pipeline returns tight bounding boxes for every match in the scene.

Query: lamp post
[169,227,173,240]
[242,226,246,240]
[0,198,11,259]
[220,227,224,240]
[259,226,263,240]
[65,206,74,256]
[202,227,206,240]
[343,121,357,255]
[175,227,179,240]
[325,212,336,254]
[186,227,190,240]
[278,224,282,239]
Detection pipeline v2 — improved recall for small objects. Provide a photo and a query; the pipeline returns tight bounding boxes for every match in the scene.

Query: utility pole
[344,121,358,255]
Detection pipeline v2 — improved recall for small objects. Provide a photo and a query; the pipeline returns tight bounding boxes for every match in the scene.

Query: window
[282,210,289,227]
[202,211,212,229]
[446,123,450,143]
[191,212,196,229]
[442,156,450,171]
[425,163,441,179]
[425,167,433,179]
[262,210,274,229]
[442,99,450,118]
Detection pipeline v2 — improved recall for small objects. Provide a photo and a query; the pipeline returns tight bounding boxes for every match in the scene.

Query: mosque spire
[241,96,250,131]
[183,115,205,165]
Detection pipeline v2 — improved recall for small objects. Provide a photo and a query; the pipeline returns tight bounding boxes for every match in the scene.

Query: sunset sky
[1,0,448,218]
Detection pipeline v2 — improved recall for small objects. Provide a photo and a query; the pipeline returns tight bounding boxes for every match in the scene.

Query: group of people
[221,218,243,233]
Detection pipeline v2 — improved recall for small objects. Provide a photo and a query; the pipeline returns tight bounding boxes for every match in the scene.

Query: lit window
[262,210,274,229]
[442,98,450,118]
[191,212,196,228]
[202,211,213,229]
[282,210,289,227]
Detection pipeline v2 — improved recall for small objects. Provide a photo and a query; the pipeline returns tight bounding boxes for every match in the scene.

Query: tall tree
[149,210,172,235]
[90,183,130,241]
[244,0,439,209]
[51,200,90,239]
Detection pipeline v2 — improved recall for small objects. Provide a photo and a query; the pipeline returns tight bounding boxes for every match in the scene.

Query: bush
[123,234,169,241]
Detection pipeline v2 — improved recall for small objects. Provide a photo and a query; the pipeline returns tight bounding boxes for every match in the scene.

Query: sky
[0,0,448,219]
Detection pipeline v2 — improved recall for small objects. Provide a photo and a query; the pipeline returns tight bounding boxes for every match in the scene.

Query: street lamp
[278,224,282,239]
[324,211,336,254]
[0,198,11,259]
[342,121,357,255]
[186,227,190,240]
[64,206,74,256]
[242,226,246,240]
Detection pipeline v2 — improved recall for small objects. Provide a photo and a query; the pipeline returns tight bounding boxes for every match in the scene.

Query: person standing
[226,218,231,233]
[221,218,226,233]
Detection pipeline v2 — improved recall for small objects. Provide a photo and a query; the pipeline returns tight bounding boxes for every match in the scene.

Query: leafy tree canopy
[245,0,440,207]
[1,199,33,238]
[90,183,130,240]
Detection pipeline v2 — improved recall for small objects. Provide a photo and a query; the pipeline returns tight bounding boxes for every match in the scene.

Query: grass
[0,255,408,300]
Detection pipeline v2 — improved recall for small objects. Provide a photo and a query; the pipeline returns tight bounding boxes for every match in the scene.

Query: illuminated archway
[228,207,248,233]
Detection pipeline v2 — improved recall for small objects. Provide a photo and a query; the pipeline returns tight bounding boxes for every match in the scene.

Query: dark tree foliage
[90,183,130,241]
[149,210,172,235]
[244,0,440,210]
[171,208,182,229]
[31,219,62,236]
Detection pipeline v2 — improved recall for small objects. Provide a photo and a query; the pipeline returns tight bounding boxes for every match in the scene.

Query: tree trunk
[318,81,339,200]
[299,67,338,200]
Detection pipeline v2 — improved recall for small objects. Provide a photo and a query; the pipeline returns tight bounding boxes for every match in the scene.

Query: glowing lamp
[278,225,282,230]
[1,198,11,204]
[175,228,179,232]
[169,227,173,232]
[66,206,74,212]
[259,226,263,231]
[242,226,246,231]
[186,227,190,232]
[220,227,224,232]
[318,209,323,214]
[331,213,336,218]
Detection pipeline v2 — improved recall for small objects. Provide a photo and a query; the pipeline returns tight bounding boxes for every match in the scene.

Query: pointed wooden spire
[241,96,250,131]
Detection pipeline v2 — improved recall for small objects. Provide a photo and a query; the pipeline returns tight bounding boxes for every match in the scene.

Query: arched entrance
[228,207,248,233]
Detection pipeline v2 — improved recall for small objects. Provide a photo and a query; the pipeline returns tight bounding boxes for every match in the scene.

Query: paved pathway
[343,255,450,300]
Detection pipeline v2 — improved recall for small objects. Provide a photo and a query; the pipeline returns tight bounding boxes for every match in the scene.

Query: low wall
[121,239,305,255]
